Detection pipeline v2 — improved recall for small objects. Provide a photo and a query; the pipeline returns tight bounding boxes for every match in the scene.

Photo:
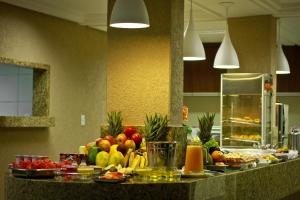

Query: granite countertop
[5,158,300,200]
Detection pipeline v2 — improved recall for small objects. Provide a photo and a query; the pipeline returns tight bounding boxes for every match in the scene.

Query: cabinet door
[277,46,300,92]
[184,43,226,93]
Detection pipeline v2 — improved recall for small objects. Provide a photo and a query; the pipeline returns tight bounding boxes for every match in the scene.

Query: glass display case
[220,73,273,148]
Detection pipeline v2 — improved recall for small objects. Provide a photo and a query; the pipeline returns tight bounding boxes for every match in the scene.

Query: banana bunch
[123,148,148,169]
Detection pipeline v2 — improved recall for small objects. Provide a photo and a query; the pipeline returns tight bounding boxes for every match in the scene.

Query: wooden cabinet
[184,43,226,93]
[184,44,300,93]
[277,45,300,92]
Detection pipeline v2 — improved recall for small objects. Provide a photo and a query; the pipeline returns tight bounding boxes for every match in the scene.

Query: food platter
[12,168,56,178]
[93,172,126,184]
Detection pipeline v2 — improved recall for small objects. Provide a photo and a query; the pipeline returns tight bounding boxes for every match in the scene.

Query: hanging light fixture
[183,0,206,61]
[276,19,290,74]
[110,0,150,29]
[213,2,239,69]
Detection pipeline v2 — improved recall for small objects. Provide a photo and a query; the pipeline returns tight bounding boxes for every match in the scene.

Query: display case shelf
[224,137,261,144]
[222,119,261,127]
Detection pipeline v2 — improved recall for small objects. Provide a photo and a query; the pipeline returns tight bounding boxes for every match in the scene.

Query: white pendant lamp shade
[183,11,206,61]
[276,18,290,75]
[276,45,290,74]
[213,27,239,69]
[110,0,150,29]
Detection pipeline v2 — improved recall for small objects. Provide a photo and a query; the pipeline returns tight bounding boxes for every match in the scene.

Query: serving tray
[12,168,56,178]
[93,176,126,184]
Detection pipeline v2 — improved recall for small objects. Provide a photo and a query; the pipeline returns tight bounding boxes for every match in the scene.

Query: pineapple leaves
[144,113,169,142]
[198,112,215,144]
[107,111,123,137]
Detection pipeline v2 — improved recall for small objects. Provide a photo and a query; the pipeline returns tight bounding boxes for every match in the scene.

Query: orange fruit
[211,151,224,162]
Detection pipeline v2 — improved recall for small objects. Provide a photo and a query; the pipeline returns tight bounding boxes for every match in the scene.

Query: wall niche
[0,57,54,127]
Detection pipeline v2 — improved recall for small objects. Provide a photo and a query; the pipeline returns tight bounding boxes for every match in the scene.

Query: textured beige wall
[0,3,106,199]
[228,15,277,74]
[183,96,221,127]
[107,0,183,126]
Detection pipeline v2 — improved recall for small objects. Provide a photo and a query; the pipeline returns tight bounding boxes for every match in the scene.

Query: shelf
[222,119,261,127]
[223,137,260,143]
[0,116,55,128]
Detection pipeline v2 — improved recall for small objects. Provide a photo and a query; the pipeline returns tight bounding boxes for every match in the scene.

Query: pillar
[106,0,184,126]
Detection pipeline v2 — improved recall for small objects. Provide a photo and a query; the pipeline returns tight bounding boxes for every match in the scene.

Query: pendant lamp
[183,0,206,61]
[276,19,290,74]
[213,2,239,69]
[110,0,150,29]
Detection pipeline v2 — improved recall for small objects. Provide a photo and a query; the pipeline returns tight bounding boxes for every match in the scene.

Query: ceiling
[2,0,300,45]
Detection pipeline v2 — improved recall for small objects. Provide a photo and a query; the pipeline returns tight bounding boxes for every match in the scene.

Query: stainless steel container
[146,141,177,170]
[288,130,300,152]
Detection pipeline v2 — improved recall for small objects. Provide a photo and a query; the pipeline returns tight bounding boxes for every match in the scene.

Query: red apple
[97,139,111,153]
[124,139,136,151]
[116,133,127,145]
[104,135,116,145]
[124,127,136,138]
[131,133,142,145]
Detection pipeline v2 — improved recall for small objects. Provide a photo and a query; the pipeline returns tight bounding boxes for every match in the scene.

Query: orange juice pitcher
[184,141,203,174]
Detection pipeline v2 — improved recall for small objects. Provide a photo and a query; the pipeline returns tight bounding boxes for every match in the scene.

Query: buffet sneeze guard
[220,73,273,148]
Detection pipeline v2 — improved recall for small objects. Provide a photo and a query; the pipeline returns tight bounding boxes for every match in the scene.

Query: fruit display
[82,127,148,172]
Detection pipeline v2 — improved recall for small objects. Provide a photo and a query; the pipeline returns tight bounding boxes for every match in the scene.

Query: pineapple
[144,113,169,142]
[198,113,215,144]
[107,111,123,137]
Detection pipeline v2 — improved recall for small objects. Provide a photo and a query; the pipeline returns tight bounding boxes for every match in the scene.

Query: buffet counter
[5,158,300,200]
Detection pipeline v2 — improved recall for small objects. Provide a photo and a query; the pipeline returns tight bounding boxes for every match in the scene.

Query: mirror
[0,64,33,116]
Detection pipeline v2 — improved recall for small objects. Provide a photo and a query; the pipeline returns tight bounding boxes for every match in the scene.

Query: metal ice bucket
[288,132,300,152]
[146,141,177,170]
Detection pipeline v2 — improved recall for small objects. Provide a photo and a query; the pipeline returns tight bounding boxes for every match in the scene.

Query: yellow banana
[140,156,145,168]
[129,152,135,167]
[131,155,141,169]
[123,148,133,167]
[143,152,148,167]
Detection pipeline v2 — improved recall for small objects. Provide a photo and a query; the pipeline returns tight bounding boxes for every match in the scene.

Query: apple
[97,139,111,153]
[124,139,136,151]
[104,135,116,145]
[95,138,103,147]
[131,133,142,145]
[116,133,127,145]
[124,127,136,138]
